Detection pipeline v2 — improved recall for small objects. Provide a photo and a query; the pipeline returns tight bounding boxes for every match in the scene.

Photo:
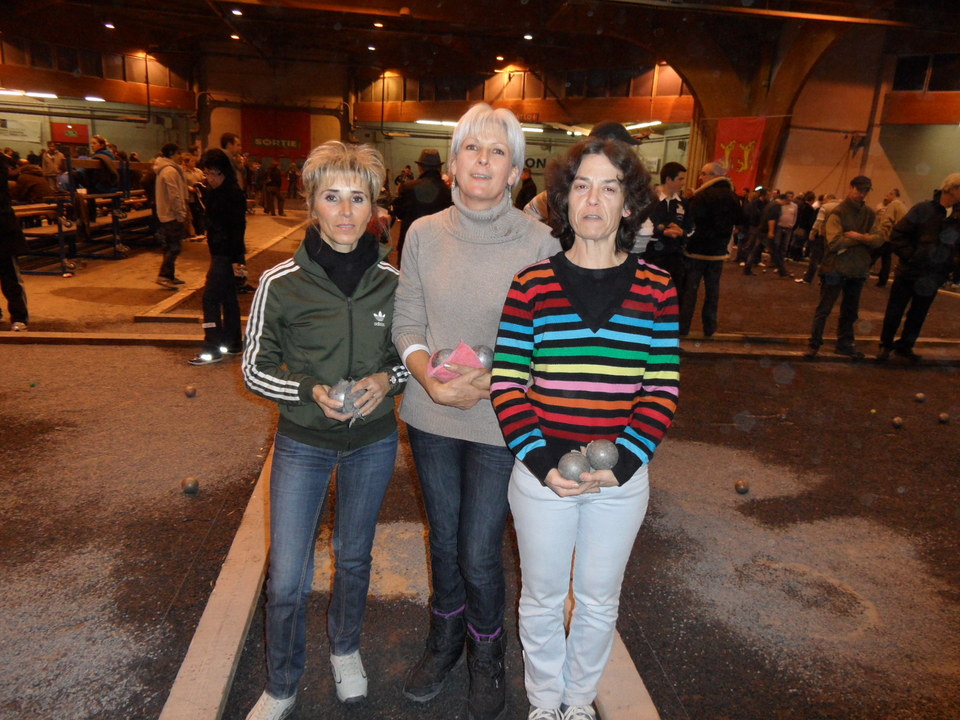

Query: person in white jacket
[153,143,189,289]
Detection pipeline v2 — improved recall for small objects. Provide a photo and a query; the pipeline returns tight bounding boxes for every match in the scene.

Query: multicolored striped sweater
[490,253,680,485]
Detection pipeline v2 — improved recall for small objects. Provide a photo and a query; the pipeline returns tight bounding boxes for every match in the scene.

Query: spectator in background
[264,162,286,216]
[645,161,690,290]
[796,193,838,284]
[220,132,245,190]
[872,188,908,287]
[681,161,743,336]
[514,167,538,209]
[877,174,960,362]
[188,149,247,366]
[41,142,65,190]
[0,150,29,331]
[181,153,206,239]
[804,176,881,360]
[153,143,190,290]
[391,149,452,266]
[286,162,300,198]
[12,163,49,206]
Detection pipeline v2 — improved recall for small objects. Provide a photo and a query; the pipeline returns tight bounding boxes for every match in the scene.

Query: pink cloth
[427,341,485,382]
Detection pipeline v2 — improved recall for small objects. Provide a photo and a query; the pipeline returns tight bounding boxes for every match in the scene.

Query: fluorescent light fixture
[231,8,242,15]
[85,96,106,102]
[230,34,240,39]
[0,89,26,96]
[104,22,115,29]
[625,121,662,130]
[521,127,544,133]
[26,91,58,99]
[416,119,458,127]
[523,34,533,40]
[374,22,384,28]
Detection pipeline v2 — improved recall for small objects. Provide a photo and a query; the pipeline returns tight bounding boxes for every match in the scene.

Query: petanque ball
[430,348,453,368]
[473,344,494,370]
[586,439,619,471]
[735,479,749,494]
[915,393,926,403]
[181,477,199,495]
[939,412,950,424]
[558,451,591,483]
[185,385,197,398]
[892,416,903,429]
[329,379,362,416]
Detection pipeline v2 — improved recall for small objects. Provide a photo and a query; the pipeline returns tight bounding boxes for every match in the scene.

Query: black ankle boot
[403,610,466,702]
[467,632,506,720]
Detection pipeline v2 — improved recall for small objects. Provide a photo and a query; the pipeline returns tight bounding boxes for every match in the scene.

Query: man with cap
[391,148,452,266]
[804,175,882,360]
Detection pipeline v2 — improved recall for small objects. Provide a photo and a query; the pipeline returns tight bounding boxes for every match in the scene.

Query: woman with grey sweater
[392,103,557,720]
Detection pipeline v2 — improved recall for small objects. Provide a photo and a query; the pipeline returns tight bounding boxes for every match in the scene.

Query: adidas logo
[373,310,386,327]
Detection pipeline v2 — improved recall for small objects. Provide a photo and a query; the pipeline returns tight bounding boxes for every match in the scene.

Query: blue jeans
[407,425,515,635]
[264,430,397,699]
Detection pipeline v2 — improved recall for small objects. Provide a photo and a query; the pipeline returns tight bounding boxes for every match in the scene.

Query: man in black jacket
[680,161,743,337]
[877,174,960,363]
[391,149,452,266]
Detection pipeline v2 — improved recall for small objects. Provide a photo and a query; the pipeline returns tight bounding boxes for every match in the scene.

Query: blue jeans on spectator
[407,425,515,636]
[264,430,397,700]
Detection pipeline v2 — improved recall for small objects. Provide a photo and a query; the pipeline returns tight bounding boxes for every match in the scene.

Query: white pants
[508,459,650,709]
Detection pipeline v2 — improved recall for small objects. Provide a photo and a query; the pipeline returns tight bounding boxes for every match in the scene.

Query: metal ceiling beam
[592,0,912,27]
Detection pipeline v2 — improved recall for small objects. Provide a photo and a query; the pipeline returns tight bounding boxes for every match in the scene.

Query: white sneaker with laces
[562,705,597,720]
[244,690,296,720]
[331,650,368,703]
[529,708,562,719]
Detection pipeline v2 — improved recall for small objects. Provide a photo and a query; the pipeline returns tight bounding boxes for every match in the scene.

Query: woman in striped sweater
[490,137,680,720]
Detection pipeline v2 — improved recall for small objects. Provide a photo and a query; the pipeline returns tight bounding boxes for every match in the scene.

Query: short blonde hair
[941,173,960,193]
[301,141,385,221]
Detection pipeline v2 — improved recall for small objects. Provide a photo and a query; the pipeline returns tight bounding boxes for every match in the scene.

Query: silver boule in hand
[558,451,592,483]
[585,439,619,471]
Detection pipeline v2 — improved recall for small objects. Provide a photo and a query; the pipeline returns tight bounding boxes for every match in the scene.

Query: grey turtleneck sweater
[392,187,558,445]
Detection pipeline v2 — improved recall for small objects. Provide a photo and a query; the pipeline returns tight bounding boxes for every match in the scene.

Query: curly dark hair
[546,137,656,252]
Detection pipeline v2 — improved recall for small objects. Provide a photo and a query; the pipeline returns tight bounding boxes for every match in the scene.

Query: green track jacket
[242,236,406,450]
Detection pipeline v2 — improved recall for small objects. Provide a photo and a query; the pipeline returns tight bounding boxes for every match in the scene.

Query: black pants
[801,234,825,283]
[808,273,865,350]
[871,242,893,287]
[879,273,941,351]
[157,220,186,280]
[679,257,723,336]
[201,255,242,353]
[0,254,28,324]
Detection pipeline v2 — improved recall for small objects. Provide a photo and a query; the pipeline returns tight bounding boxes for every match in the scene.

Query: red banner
[241,107,312,160]
[713,117,766,192]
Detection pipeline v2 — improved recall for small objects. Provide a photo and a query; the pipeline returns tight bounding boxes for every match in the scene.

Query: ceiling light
[0,89,26,96]
[26,91,58,99]
[368,45,376,51]
[231,8,243,15]
[104,22,115,29]
[416,119,458,127]
[496,55,504,61]
[523,34,533,40]
[230,34,240,40]
[85,96,106,102]
[625,120,662,130]
[521,126,544,133]
[373,22,384,28]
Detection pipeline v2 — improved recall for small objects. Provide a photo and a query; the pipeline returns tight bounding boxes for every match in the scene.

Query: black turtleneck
[304,224,378,297]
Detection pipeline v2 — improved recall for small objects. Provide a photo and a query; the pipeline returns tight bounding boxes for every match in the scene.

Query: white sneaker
[529,708,562,719]
[331,650,367,703]
[562,706,597,720]
[244,690,296,720]
[10,322,27,332]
